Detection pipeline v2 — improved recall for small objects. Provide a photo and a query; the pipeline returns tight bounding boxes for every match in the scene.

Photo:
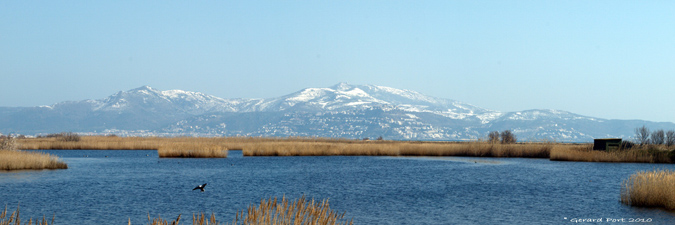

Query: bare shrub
[652,130,665,145]
[58,132,81,142]
[488,131,500,144]
[0,135,17,150]
[635,126,650,146]
[500,130,517,144]
[666,130,675,148]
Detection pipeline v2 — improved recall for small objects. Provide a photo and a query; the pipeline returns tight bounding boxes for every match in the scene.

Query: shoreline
[14,136,675,164]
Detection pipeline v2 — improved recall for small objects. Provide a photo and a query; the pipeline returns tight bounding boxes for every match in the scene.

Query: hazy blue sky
[2,1,674,123]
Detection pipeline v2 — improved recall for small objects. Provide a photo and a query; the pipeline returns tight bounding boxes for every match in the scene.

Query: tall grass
[620,169,675,210]
[142,213,182,225]
[231,195,353,225]
[0,205,54,225]
[139,195,352,225]
[157,143,227,158]
[244,141,400,156]
[244,141,554,158]
[19,136,231,158]
[17,136,675,163]
[551,145,673,163]
[398,142,553,158]
[0,150,68,170]
[18,136,165,150]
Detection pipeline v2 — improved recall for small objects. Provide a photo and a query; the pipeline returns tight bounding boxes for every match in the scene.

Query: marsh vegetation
[157,143,227,158]
[14,135,675,163]
[621,169,675,210]
[1,135,67,170]
[140,195,351,225]
[0,205,54,225]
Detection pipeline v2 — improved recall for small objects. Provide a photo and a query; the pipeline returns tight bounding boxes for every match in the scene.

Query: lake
[2,150,675,224]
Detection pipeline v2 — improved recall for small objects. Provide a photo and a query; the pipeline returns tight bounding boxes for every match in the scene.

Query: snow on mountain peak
[284,88,326,103]
[333,82,353,91]
[8,83,660,142]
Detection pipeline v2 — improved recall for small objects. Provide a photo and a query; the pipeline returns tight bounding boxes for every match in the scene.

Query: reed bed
[19,136,169,150]
[19,136,232,158]
[139,213,218,225]
[244,142,400,156]
[398,142,553,158]
[141,213,183,225]
[17,136,357,151]
[0,150,68,170]
[0,205,54,225]
[157,143,227,158]
[231,195,352,225]
[244,141,555,158]
[620,169,675,210]
[138,195,351,225]
[16,136,675,163]
[550,145,672,163]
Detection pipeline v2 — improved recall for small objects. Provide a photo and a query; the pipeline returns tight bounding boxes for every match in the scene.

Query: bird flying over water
[193,183,207,192]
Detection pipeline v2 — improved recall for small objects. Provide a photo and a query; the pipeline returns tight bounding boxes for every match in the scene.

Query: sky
[1,1,674,123]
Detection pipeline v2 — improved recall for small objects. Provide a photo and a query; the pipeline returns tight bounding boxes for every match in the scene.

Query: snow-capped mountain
[1,83,674,142]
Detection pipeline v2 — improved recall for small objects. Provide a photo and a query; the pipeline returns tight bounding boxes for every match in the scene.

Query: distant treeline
[633,126,675,147]
[36,132,82,142]
[487,130,517,144]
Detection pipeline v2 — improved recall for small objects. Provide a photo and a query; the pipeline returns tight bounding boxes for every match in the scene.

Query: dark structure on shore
[593,138,622,151]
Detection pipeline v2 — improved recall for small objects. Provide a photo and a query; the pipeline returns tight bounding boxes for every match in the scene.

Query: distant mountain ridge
[1,83,673,142]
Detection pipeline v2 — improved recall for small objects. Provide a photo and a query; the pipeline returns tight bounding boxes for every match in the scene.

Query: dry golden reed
[0,205,54,225]
[550,145,672,163]
[244,141,554,158]
[231,195,353,225]
[137,195,351,225]
[19,136,231,158]
[17,136,675,163]
[398,142,553,158]
[141,213,182,225]
[244,141,400,156]
[0,150,68,170]
[620,169,675,210]
[19,136,169,150]
[157,143,227,158]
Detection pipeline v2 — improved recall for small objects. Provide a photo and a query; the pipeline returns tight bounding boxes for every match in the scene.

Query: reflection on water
[1,150,675,224]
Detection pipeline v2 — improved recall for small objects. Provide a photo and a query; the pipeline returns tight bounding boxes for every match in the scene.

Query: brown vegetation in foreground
[142,213,219,225]
[4,195,351,225]
[0,205,54,225]
[231,195,352,225]
[621,169,675,210]
[139,195,351,225]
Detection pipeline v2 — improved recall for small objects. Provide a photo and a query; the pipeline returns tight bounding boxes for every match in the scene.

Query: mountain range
[1,83,674,142]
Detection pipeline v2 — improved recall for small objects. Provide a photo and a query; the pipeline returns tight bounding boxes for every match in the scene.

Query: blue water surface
[1,150,675,224]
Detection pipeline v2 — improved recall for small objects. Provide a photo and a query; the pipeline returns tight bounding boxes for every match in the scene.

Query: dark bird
[193,183,207,192]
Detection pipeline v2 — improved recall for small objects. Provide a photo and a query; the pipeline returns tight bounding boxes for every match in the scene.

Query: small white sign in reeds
[621,169,675,210]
